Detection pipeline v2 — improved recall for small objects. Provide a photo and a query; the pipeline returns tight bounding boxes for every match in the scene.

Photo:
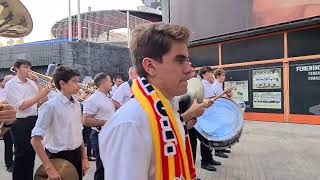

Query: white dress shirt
[111,81,132,105]
[48,89,59,100]
[202,79,215,98]
[31,92,83,153]
[0,88,7,102]
[99,98,185,180]
[5,76,39,118]
[110,84,118,96]
[83,90,115,131]
[211,80,224,96]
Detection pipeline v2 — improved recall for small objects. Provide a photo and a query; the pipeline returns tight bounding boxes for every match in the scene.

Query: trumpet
[9,66,96,100]
[10,66,55,89]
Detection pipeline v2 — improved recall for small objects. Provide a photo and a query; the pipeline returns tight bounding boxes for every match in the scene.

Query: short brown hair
[214,68,225,78]
[199,66,213,79]
[13,59,31,69]
[130,22,190,77]
[53,66,80,90]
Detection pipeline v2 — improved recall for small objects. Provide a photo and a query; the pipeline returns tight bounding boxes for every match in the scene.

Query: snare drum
[195,97,244,150]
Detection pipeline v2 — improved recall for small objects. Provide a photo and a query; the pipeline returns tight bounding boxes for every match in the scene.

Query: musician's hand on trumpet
[39,86,50,98]
[47,79,56,91]
[27,69,39,83]
[0,102,16,124]
[76,89,90,102]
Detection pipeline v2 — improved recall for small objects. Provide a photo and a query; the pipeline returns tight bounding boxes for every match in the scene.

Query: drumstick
[208,90,228,103]
[207,83,236,103]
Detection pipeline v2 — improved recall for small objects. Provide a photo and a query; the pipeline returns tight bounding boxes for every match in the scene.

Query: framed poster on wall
[225,80,249,102]
[252,68,281,89]
[253,92,282,109]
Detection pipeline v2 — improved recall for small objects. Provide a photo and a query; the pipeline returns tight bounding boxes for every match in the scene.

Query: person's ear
[142,57,157,77]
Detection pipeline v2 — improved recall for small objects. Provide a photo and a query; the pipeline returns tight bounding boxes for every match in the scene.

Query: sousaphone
[0,0,33,38]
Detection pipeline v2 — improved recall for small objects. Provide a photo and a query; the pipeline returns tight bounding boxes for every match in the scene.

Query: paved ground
[0,121,319,180]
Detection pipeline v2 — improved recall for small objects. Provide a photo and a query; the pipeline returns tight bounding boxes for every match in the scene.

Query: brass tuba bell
[0,0,33,38]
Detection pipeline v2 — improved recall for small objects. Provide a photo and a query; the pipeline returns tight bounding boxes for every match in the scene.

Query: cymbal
[34,158,79,180]
[0,0,33,38]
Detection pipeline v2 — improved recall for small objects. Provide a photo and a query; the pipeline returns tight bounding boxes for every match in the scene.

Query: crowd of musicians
[0,22,235,180]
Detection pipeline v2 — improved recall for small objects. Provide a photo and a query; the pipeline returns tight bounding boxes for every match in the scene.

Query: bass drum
[195,97,244,150]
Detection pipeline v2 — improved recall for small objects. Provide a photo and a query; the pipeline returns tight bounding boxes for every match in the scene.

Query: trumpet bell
[0,0,33,38]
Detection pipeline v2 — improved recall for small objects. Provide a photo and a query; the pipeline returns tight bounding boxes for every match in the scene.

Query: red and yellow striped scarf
[132,77,196,180]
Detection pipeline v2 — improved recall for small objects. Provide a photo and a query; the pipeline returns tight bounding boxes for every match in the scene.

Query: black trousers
[47,147,82,180]
[91,130,104,180]
[83,126,93,157]
[12,116,37,180]
[188,127,214,165]
[4,130,14,168]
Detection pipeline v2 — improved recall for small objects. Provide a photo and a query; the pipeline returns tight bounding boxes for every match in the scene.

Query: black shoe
[88,156,96,161]
[195,178,201,180]
[6,166,13,173]
[221,149,231,153]
[201,164,216,171]
[210,159,222,166]
[215,151,228,158]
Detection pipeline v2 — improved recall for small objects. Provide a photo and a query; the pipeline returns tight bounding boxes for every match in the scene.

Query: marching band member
[111,66,138,106]
[31,66,89,180]
[5,59,49,180]
[99,22,204,180]
[110,74,124,96]
[211,68,232,158]
[82,72,116,180]
[195,66,222,172]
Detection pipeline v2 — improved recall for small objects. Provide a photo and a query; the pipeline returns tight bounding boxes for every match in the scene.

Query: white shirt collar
[56,91,75,104]
[95,89,108,97]
[13,75,29,84]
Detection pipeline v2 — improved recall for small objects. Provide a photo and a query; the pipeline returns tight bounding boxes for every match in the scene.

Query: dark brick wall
[0,41,131,80]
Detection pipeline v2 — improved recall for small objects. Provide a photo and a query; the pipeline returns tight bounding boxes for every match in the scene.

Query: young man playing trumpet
[31,66,89,180]
[5,59,49,180]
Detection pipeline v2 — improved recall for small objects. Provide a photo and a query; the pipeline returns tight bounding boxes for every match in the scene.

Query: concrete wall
[0,40,132,80]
